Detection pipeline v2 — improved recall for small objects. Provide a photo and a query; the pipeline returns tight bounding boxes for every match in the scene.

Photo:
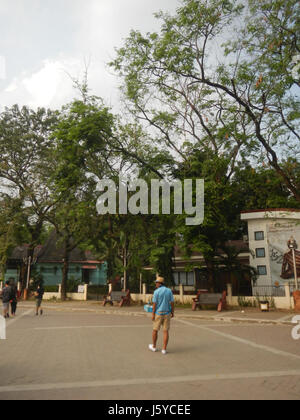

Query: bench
[103,290,131,307]
[192,291,227,312]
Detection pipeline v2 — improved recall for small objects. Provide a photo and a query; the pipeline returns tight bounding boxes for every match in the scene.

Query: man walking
[1,281,12,319]
[149,276,174,355]
[34,283,45,316]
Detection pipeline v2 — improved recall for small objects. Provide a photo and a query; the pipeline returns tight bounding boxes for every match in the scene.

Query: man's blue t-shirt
[153,286,174,315]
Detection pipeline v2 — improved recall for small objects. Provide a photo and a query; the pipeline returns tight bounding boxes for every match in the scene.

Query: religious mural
[268,222,300,285]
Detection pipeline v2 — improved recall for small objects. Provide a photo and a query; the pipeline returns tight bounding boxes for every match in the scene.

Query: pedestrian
[10,282,18,317]
[0,281,13,319]
[34,283,44,316]
[148,276,174,355]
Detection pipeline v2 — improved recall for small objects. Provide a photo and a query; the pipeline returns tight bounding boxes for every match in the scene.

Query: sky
[0,0,180,112]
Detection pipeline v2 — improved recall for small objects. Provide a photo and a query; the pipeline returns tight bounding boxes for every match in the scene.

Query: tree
[110,0,300,201]
[0,105,59,290]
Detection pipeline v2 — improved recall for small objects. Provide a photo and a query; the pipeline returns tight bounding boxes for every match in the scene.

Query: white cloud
[4,80,18,93]
[0,0,180,111]
[0,56,84,110]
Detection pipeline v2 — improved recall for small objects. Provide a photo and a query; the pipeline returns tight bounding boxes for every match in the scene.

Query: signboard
[268,221,300,286]
[78,285,85,294]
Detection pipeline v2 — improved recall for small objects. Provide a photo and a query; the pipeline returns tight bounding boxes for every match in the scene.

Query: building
[172,240,251,295]
[241,208,300,295]
[5,232,107,287]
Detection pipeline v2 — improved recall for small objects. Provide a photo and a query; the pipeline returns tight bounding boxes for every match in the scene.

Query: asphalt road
[1,306,300,400]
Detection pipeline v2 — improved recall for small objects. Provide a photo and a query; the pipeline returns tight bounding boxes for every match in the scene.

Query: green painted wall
[35,262,107,286]
[4,269,18,283]
[4,262,107,286]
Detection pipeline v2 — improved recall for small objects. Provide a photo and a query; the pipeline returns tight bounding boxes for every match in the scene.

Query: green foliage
[66,277,82,293]
[111,0,300,202]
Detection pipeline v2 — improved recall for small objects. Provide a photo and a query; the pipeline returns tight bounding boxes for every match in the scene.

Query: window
[255,231,265,241]
[256,248,266,258]
[173,272,179,286]
[257,265,267,276]
[173,271,195,286]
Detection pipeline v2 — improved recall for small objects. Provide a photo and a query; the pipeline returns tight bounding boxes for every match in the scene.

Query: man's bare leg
[162,331,169,351]
[152,330,158,348]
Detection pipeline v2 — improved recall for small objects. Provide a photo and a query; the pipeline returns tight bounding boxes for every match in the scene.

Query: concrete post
[142,283,147,304]
[58,284,62,299]
[179,284,184,304]
[142,283,147,295]
[84,284,88,301]
[0,315,6,340]
[284,282,292,309]
[227,283,233,306]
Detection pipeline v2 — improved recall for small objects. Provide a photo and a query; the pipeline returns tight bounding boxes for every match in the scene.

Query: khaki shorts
[153,314,171,332]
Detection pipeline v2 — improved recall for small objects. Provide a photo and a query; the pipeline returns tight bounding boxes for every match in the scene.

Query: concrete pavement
[16,300,298,325]
[1,302,300,400]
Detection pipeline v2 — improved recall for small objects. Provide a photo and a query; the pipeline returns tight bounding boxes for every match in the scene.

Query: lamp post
[22,254,37,300]
[288,236,298,290]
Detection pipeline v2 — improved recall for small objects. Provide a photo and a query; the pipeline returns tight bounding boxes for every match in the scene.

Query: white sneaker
[162,350,167,355]
[148,344,157,352]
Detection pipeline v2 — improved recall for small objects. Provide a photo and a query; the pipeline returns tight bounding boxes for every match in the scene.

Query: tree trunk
[205,259,215,292]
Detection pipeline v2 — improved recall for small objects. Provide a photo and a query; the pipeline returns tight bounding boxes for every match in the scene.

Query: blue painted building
[5,232,107,287]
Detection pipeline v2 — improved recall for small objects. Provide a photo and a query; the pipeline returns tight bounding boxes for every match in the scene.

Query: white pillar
[284,282,292,309]
[142,283,147,304]
[84,284,88,301]
[0,315,6,340]
[179,284,184,304]
[227,283,233,306]
[142,283,147,295]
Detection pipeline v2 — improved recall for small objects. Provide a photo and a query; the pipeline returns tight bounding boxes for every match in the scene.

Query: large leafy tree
[110,0,300,200]
[0,105,59,290]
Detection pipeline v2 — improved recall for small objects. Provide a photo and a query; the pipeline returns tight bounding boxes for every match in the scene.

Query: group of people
[0,281,19,319]
[2,275,174,354]
[0,280,44,318]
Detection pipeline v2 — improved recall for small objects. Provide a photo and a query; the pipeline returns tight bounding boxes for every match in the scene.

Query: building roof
[174,240,249,259]
[241,208,300,221]
[8,231,103,265]
[241,208,300,214]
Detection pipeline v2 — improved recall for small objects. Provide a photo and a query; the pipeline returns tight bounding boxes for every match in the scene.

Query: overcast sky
[0,0,180,112]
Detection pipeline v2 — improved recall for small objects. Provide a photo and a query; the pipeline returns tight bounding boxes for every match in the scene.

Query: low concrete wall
[132,289,295,310]
[228,295,294,310]
[227,283,295,310]
[43,285,88,301]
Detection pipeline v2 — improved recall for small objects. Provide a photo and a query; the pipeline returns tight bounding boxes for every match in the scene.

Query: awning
[82,265,97,270]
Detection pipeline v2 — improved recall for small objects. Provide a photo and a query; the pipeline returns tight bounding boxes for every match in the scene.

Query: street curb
[17,304,295,326]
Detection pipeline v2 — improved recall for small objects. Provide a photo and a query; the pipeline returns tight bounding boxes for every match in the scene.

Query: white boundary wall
[131,283,295,310]
[43,284,88,301]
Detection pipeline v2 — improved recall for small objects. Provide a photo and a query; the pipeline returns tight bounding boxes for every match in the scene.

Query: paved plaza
[1,303,300,400]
